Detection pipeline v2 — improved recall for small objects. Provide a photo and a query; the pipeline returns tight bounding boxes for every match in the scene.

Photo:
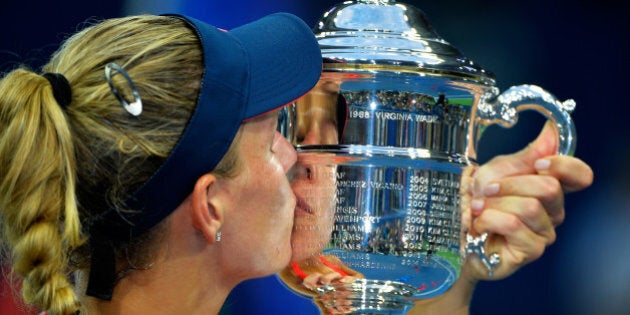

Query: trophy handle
[467,84,577,276]
[476,84,577,155]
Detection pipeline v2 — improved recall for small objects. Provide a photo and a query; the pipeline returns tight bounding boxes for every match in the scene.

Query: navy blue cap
[86,13,322,300]
[123,13,322,234]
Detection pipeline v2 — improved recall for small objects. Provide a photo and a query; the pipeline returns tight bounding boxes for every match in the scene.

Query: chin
[274,246,293,271]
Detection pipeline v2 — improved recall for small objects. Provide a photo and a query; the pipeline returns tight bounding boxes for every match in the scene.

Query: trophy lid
[315,0,496,85]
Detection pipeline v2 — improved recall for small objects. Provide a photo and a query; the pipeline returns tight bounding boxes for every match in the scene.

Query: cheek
[269,184,295,235]
[249,168,294,234]
[238,153,295,247]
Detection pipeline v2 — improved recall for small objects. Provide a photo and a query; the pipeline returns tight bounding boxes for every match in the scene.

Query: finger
[534,155,594,193]
[303,272,323,290]
[487,175,565,226]
[320,271,344,284]
[479,196,556,243]
[473,209,549,266]
[460,165,477,231]
[338,275,358,284]
[472,121,559,196]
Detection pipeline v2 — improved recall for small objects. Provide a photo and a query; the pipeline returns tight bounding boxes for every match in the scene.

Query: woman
[0,10,594,315]
[0,13,321,314]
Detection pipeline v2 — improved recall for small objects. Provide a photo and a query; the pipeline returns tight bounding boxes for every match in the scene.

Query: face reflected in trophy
[288,80,341,266]
[277,1,577,314]
[279,81,365,309]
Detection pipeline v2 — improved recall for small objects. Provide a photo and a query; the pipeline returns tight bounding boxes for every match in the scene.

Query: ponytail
[0,69,83,314]
[1,14,210,314]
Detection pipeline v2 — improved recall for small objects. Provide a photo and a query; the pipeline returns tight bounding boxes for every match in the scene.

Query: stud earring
[216,231,222,242]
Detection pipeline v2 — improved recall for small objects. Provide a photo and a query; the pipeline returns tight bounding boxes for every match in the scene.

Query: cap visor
[229,13,322,119]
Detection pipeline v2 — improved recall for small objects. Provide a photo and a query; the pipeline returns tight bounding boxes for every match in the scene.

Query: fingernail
[535,158,551,171]
[484,183,500,196]
[471,199,485,215]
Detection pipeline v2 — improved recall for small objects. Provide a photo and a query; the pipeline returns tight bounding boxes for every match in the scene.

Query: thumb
[472,121,559,196]
[516,121,559,164]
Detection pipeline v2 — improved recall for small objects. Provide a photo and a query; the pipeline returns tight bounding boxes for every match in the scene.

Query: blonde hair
[0,15,240,314]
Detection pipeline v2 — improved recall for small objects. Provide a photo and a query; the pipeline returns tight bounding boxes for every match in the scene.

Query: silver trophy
[277,1,576,313]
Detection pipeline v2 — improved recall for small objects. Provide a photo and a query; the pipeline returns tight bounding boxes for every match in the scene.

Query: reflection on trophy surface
[280,77,468,314]
[279,82,366,314]
[278,1,576,314]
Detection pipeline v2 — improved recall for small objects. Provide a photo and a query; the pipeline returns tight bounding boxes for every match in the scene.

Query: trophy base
[314,279,417,314]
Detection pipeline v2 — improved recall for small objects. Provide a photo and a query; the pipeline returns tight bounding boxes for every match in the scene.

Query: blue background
[1,1,628,314]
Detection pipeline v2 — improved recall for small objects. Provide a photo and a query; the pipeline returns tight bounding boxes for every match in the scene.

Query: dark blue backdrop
[1,1,628,314]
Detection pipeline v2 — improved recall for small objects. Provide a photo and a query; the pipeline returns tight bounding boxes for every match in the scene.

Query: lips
[295,196,314,215]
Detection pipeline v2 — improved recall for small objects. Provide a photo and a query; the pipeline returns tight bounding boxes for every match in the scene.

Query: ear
[191,173,224,244]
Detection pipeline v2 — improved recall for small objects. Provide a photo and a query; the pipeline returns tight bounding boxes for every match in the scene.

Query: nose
[302,121,322,145]
[275,131,297,173]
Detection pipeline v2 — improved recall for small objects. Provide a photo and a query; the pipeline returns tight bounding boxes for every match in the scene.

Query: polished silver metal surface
[277,1,577,313]
[315,0,495,84]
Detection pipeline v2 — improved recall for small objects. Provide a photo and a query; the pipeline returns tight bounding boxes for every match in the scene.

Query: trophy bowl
[277,1,576,313]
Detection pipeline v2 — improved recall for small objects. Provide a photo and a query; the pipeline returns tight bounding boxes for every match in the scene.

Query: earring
[216,231,222,242]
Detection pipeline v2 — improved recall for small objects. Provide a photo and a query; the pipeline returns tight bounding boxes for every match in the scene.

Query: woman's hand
[302,271,357,291]
[409,122,593,314]
[464,122,593,280]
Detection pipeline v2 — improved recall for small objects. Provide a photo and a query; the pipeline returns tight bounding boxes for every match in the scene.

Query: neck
[88,264,228,314]
[78,247,233,314]
[79,204,236,314]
